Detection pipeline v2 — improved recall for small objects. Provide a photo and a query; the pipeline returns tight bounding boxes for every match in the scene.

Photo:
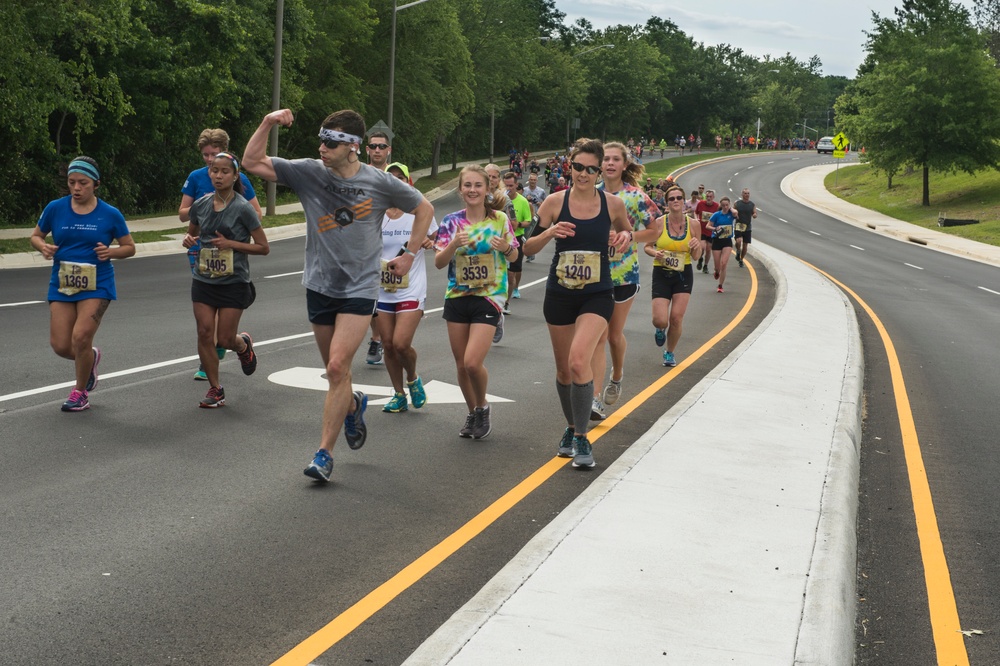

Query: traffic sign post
[831,132,850,185]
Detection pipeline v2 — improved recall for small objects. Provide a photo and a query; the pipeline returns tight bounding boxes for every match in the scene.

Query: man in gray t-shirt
[243,108,435,483]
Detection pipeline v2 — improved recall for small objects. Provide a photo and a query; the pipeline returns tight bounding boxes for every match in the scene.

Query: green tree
[839,0,1000,205]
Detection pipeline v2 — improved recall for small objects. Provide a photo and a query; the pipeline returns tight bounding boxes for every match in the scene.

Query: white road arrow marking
[267,367,514,405]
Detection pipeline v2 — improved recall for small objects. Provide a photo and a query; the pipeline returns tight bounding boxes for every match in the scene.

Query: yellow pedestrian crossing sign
[832,132,849,151]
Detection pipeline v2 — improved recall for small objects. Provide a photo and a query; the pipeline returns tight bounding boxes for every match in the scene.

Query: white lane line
[733,172,740,176]
[1,280,551,403]
[905,263,924,270]
[0,301,44,308]
[0,332,314,403]
[767,161,775,164]
[778,218,788,224]
[747,165,754,169]
[808,230,821,236]
[978,286,1000,295]
[850,245,866,251]
[263,271,304,279]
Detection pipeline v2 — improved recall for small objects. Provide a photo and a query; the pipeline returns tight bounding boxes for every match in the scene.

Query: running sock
[556,381,574,425]
[571,381,594,435]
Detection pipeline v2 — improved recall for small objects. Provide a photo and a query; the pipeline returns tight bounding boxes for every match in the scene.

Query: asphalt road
[675,152,1000,665]
[0,185,773,665]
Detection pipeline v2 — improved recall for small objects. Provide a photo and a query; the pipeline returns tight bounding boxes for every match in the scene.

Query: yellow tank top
[654,215,693,267]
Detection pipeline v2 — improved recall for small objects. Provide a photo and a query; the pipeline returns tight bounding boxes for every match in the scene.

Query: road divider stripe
[270,262,760,665]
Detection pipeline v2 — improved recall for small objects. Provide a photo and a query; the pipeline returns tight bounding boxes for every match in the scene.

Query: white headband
[318,128,362,145]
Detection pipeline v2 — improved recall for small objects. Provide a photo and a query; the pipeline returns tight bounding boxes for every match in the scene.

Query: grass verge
[826,164,1000,246]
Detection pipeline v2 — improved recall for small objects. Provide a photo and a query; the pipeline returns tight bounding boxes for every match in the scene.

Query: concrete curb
[404,242,863,665]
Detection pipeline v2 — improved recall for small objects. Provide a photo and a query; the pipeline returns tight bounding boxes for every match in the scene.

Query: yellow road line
[272,261,759,665]
[801,260,968,666]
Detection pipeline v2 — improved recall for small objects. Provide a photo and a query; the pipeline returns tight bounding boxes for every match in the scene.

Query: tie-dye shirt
[597,182,660,286]
[435,209,519,307]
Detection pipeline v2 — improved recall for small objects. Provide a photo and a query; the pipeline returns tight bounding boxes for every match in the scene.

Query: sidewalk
[401,169,1000,665]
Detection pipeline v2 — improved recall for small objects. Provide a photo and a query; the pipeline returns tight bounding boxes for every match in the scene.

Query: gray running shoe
[492,314,504,344]
[459,412,475,438]
[572,435,596,468]
[304,449,333,482]
[603,379,622,405]
[472,405,492,440]
[344,391,368,449]
[590,397,607,421]
[366,340,384,365]
[557,428,575,457]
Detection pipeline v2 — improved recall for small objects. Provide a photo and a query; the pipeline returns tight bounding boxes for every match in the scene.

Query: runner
[733,187,757,267]
[377,162,438,413]
[179,128,263,381]
[242,108,434,483]
[694,189,720,275]
[502,171,532,313]
[364,130,394,365]
[645,185,702,368]
[30,157,135,412]
[523,139,633,469]
[434,165,520,440]
[590,141,661,420]
[706,196,736,293]
[181,152,270,408]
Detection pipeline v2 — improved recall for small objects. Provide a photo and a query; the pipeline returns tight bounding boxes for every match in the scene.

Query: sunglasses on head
[666,195,684,201]
[368,143,389,150]
[571,162,601,175]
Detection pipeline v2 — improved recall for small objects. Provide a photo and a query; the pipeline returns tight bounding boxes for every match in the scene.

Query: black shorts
[443,296,501,327]
[613,283,640,304]
[543,288,614,326]
[712,237,734,252]
[701,233,712,242]
[508,238,524,272]
[651,265,694,299]
[306,288,377,325]
[735,226,752,243]
[192,279,256,310]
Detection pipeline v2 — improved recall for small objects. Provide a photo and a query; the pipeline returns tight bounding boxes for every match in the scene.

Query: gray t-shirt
[733,199,756,227]
[190,193,261,285]
[272,158,424,299]
[523,185,547,206]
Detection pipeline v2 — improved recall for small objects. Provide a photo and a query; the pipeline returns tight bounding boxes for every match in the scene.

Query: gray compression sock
[572,381,594,435]
[556,381,574,426]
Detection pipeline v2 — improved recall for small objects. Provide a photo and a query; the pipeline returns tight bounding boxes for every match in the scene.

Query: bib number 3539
[455,253,496,289]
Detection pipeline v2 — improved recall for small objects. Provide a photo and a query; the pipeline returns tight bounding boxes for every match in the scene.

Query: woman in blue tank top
[522,138,633,470]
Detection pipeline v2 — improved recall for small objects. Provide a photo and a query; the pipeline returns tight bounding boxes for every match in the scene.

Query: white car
[817,136,836,154]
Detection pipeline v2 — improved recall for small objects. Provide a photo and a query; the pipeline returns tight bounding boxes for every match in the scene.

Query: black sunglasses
[368,143,390,150]
[666,195,685,201]
[321,139,349,149]
[571,162,601,175]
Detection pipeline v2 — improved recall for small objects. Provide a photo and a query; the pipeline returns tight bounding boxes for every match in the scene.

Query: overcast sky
[553,0,978,78]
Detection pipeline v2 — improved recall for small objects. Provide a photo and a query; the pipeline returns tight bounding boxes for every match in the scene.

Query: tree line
[1,0,847,226]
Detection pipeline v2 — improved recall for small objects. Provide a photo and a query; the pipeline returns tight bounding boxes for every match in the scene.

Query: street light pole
[387,0,435,132]
[265,0,284,217]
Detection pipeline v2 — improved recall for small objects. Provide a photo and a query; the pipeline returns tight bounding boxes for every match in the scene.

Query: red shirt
[695,200,720,236]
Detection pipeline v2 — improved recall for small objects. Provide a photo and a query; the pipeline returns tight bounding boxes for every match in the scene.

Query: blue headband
[68,159,100,181]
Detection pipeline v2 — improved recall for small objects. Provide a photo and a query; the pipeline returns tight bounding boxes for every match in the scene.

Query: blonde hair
[197,128,230,151]
[603,141,646,187]
[460,165,507,213]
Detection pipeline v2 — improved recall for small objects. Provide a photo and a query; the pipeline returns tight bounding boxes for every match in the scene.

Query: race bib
[57,261,96,296]
[717,226,733,239]
[199,247,234,278]
[556,250,601,289]
[654,251,686,272]
[455,253,496,289]
[701,211,712,223]
[735,222,748,232]
[380,259,409,292]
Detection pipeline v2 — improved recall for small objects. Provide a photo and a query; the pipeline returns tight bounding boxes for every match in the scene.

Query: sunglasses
[368,143,390,150]
[571,162,601,175]
[321,139,349,149]
[666,195,685,201]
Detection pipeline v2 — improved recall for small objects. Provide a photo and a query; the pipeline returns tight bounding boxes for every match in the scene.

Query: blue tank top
[546,189,613,294]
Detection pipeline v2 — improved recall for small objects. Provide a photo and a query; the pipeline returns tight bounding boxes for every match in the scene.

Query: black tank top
[547,189,613,294]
